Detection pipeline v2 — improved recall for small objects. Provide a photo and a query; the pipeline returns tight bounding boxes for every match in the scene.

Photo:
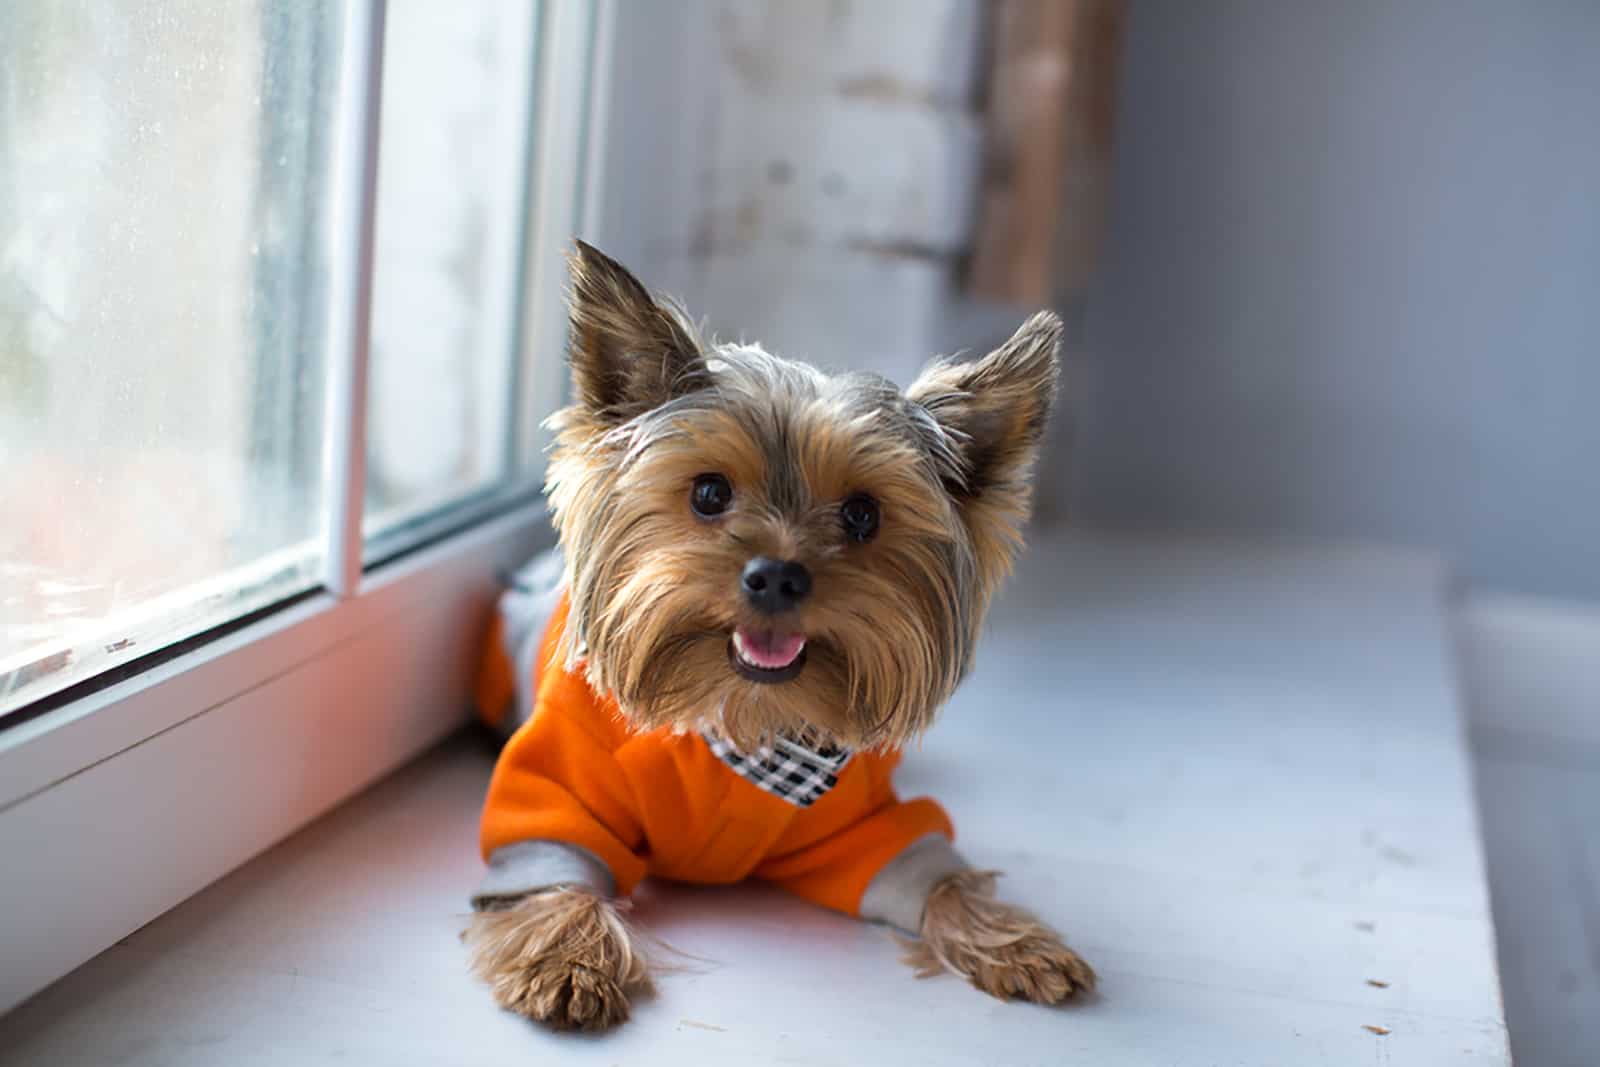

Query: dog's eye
[690,473,733,518]
[840,493,880,543]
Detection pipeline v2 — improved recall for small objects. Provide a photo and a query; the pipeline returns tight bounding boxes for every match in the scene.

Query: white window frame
[0,0,614,1015]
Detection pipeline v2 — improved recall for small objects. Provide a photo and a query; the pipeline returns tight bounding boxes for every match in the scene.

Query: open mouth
[729,626,807,684]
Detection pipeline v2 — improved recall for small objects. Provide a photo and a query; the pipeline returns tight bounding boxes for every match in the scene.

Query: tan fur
[564,240,706,423]
[905,870,1096,1004]
[464,888,653,1031]
[906,312,1062,594]
[473,241,1089,1028]
[545,242,1060,751]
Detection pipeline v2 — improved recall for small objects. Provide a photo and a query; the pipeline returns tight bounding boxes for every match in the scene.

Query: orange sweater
[477,595,953,920]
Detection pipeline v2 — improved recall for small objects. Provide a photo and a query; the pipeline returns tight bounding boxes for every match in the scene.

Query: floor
[0,533,1509,1065]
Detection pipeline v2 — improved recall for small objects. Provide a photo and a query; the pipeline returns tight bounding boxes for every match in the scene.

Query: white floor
[0,533,1510,1065]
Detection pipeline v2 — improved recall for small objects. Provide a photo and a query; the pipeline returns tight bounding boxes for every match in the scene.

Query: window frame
[0,0,612,1015]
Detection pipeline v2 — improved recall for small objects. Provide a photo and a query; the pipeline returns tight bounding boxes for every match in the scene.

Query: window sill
[0,530,1508,1062]
[0,503,552,1014]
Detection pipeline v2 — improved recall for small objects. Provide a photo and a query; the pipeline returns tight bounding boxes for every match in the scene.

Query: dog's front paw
[907,871,1096,1005]
[500,958,631,1031]
[464,887,651,1031]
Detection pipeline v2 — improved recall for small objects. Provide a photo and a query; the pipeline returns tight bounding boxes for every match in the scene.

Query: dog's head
[545,242,1060,749]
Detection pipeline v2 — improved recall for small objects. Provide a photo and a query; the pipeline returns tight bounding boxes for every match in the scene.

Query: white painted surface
[692,245,953,386]
[1473,754,1600,1067]
[0,505,552,1015]
[714,0,983,107]
[318,0,385,597]
[1459,591,1600,1066]
[0,533,1508,1064]
[1460,592,1600,754]
[703,95,981,256]
[589,0,990,384]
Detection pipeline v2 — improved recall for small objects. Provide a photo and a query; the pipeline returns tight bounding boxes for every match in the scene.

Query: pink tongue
[737,627,806,669]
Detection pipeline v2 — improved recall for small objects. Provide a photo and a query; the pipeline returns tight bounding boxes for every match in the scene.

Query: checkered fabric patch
[701,731,853,808]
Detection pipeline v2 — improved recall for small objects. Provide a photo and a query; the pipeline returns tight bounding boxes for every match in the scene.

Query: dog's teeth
[732,630,750,661]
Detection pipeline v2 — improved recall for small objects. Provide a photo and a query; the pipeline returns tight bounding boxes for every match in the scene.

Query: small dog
[464,241,1094,1030]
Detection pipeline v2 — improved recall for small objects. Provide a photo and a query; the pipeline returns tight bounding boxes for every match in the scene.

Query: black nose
[741,557,812,614]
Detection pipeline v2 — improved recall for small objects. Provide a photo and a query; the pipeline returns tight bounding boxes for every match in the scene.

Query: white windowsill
[0,541,321,719]
[0,530,1510,1064]
[0,503,553,1014]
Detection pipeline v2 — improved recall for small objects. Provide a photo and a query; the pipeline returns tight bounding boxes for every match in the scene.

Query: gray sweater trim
[497,547,567,738]
[471,840,615,911]
[859,833,970,936]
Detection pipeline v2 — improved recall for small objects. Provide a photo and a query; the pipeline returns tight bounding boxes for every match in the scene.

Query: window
[0,2,339,715]
[0,0,571,720]
[0,0,602,1016]
[363,0,544,554]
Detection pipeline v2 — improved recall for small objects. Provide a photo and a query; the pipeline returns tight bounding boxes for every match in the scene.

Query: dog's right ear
[566,240,707,422]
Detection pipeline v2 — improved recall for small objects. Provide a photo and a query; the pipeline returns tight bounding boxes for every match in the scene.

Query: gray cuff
[471,841,615,911]
[859,833,969,936]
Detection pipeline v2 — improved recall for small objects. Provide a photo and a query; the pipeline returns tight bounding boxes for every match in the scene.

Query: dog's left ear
[566,240,707,422]
[909,310,1062,507]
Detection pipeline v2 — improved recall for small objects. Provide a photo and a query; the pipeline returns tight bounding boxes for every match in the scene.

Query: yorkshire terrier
[464,241,1094,1031]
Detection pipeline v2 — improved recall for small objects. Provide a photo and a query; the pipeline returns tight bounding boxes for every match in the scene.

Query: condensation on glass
[0,2,342,713]
[0,0,553,717]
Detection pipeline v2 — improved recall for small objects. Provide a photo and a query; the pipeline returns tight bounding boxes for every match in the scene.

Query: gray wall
[1066,0,1600,599]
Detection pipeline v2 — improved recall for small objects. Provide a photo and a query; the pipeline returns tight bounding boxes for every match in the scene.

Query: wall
[593,0,992,389]
[1066,0,1600,599]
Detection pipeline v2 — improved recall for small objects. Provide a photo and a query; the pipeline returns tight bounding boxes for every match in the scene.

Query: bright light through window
[0,2,339,713]
[364,0,540,552]
[0,0,553,717]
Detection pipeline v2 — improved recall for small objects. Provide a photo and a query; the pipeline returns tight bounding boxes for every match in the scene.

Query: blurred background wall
[594,0,1028,388]
[595,0,1599,606]
[1066,0,1600,601]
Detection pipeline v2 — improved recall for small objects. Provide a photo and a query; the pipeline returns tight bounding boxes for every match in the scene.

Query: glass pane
[0,1,342,715]
[363,0,538,551]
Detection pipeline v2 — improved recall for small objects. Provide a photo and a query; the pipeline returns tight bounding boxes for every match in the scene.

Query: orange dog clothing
[472,550,965,932]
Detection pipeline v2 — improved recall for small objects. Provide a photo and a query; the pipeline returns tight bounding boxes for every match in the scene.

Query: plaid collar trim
[701,731,853,808]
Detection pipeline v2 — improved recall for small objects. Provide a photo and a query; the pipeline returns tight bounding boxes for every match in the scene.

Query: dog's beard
[576,586,962,752]
[580,613,860,751]
[552,449,979,751]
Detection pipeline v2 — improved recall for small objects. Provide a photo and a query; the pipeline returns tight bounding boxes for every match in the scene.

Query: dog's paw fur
[905,870,1096,1004]
[464,887,651,1031]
